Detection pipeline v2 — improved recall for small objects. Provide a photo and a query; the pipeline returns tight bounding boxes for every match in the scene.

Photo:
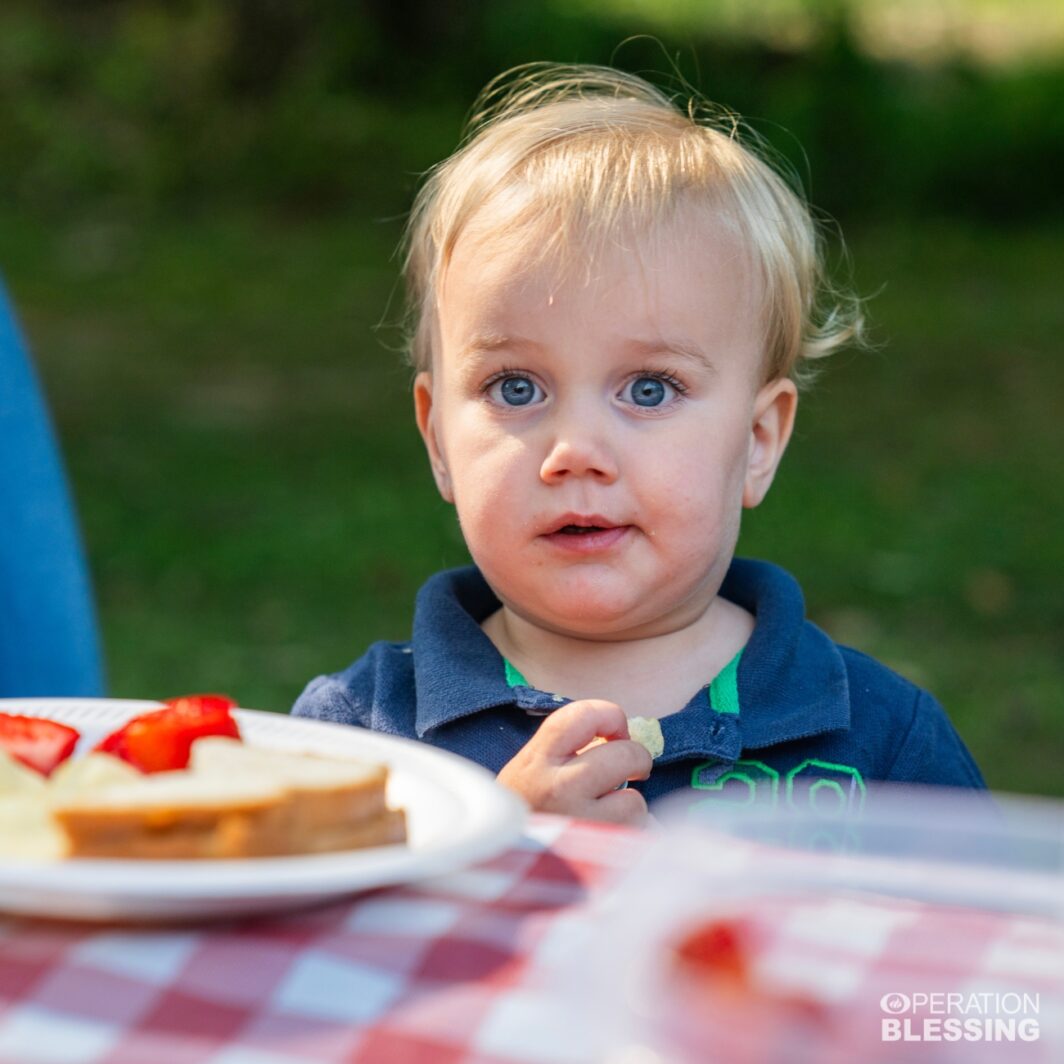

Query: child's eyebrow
[461,333,539,358]
[456,333,716,373]
[625,337,715,373]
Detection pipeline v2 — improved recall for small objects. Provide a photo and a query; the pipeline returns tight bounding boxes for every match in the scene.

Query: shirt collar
[411,567,514,737]
[410,560,851,750]
[720,557,851,747]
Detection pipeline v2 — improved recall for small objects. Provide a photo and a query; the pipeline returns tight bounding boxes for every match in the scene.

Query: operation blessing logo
[880,991,1040,1043]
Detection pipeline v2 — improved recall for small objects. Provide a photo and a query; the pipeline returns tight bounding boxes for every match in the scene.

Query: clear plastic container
[553,785,1063,1063]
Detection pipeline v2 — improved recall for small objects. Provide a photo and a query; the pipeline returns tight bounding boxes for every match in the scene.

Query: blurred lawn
[2,207,1060,797]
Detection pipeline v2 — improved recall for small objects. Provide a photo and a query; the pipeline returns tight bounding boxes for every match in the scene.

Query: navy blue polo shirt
[292,559,985,809]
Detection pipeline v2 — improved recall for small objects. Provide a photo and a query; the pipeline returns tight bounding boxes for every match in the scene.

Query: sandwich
[2,738,406,861]
[52,738,406,860]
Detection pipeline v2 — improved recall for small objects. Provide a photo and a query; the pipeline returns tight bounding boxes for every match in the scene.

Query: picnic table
[1,813,1061,1063]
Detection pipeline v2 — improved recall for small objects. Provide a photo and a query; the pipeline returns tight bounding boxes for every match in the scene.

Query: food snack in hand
[575,715,664,760]
[627,716,664,759]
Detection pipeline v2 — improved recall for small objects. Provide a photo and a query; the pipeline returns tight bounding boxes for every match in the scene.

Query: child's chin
[537,590,647,633]
[493,570,653,632]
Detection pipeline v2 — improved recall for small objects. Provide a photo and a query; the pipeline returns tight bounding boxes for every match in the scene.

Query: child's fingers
[497,701,652,820]
[590,785,649,826]
[545,740,651,814]
[572,737,653,793]
[535,699,629,761]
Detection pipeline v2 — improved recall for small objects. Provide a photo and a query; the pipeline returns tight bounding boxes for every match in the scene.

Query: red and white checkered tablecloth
[0,815,1061,1064]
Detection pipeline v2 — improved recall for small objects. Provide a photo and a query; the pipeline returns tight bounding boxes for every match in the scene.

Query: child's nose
[539,412,619,485]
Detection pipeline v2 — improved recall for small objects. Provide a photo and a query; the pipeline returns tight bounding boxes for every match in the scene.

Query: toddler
[294,64,985,823]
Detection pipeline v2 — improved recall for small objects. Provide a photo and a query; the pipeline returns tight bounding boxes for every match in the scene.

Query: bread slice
[287,807,407,855]
[49,739,406,860]
[51,771,289,859]
[190,738,389,834]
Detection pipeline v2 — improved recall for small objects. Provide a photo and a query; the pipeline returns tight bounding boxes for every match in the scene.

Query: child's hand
[497,700,652,825]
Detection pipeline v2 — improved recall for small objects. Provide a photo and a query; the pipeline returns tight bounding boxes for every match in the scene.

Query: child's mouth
[542,520,630,553]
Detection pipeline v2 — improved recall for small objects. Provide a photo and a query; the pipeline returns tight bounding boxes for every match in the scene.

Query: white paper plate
[0,698,527,922]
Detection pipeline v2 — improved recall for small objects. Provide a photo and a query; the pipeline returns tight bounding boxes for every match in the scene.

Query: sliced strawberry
[163,694,237,715]
[673,915,831,1024]
[0,712,80,776]
[94,694,240,773]
[674,917,751,985]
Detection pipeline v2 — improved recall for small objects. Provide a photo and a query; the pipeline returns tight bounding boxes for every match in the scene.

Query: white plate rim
[0,698,527,916]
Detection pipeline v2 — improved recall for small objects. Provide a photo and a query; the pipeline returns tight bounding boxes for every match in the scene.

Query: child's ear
[413,371,454,503]
[743,377,798,509]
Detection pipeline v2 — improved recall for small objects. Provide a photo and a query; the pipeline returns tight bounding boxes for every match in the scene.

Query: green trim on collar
[505,648,743,716]
[504,658,529,688]
[707,650,743,715]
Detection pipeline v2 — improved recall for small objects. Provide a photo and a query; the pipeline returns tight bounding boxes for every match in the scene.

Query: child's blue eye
[624,375,676,407]
[490,375,542,406]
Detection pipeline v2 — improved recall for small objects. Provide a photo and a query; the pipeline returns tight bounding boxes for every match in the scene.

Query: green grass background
[3,207,1060,797]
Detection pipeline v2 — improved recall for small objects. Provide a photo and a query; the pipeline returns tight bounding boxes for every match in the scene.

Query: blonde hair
[403,63,862,384]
